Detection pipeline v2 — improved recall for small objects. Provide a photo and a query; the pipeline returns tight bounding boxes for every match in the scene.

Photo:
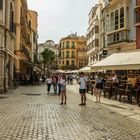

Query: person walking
[46,76,52,94]
[94,73,103,103]
[59,75,67,105]
[78,72,87,106]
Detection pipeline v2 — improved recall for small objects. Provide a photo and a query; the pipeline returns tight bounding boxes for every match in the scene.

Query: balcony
[107,30,129,46]
[20,45,31,60]
[135,6,140,14]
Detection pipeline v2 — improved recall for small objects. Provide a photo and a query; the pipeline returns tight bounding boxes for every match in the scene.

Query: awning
[0,48,19,60]
[6,49,19,60]
[91,51,140,70]
[78,66,94,72]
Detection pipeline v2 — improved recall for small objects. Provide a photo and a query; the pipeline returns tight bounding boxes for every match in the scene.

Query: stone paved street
[0,85,140,140]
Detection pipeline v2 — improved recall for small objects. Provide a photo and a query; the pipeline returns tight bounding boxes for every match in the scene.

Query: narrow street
[0,85,140,140]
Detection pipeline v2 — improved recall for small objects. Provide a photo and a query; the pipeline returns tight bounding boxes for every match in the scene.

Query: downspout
[3,0,7,92]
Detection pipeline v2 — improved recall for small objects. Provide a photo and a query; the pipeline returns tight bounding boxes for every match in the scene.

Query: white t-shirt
[46,78,52,84]
[59,78,66,86]
[79,76,87,89]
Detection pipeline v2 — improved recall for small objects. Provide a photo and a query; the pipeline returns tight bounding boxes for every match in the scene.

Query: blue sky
[28,0,98,43]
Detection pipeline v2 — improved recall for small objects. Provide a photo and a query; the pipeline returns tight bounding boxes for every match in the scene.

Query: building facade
[0,0,16,93]
[134,0,140,49]
[38,40,59,70]
[104,0,136,55]
[87,4,101,65]
[59,34,88,70]
[28,10,38,63]
[14,0,38,82]
[87,0,136,65]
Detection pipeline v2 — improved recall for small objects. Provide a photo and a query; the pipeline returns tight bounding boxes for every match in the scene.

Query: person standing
[57,74,61,96]
[59,75,67,105]
[78,72,87,106]
[46,76,52,94]
[94,73,103,103]
[52,75,58,94]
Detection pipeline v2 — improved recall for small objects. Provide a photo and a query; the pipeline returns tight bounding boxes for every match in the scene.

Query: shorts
[79,89,86,94]
[60,86,66,91]
[96,83,103,89]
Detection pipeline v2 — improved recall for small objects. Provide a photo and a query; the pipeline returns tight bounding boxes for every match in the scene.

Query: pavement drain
[0,96,8,99]
[21,93,42,96]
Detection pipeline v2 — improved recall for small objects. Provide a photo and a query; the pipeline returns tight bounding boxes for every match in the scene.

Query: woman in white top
[46,76,52,94]
[59,75,67,105]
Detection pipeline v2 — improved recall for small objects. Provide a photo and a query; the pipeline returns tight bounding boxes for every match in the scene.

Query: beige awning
[0,48,19,60]
[91,51,140,70]
[78,66,95,72]
[6,49,19,60]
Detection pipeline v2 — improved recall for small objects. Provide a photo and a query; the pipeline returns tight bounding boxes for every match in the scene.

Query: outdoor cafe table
[118,82,133,103]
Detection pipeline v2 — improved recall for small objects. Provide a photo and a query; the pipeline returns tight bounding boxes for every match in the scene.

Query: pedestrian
[57,74,61,96]
[46,76,52,94]
[59,75,67,105]
[78,72,87,106]
[52,75,58,94]
[94,73,103,103]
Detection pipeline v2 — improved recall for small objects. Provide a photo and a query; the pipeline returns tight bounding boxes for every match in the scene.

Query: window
[95,39,99,47]
[0,0,3,10]
[110,12,114,31]
[115,10,119,30]
[63,42,65,48]
[66,60,69,65]
[72,41,75,48]
[60,43,62,48]
[120,7,124,28]
[71,51,75,58]
[72,60,75,65]
[66,51,69,58]
[66,41,69,48]
[95,26,99,33]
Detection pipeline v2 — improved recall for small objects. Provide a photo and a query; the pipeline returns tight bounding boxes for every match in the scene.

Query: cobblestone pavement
[0,85,140,140]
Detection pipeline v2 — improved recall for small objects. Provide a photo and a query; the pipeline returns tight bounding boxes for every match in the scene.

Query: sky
[28,0,98,44]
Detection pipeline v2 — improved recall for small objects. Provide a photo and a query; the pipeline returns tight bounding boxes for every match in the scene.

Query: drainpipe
[3,0,7,92]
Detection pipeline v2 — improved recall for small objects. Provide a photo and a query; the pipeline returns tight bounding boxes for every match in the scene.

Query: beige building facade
[15,0,38,82]
[87,0,136,65]
[59,34,88,70]
[0,0,38,92]
[104,0,136,55]
[38,40,59,70]
[0,0,16,93]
